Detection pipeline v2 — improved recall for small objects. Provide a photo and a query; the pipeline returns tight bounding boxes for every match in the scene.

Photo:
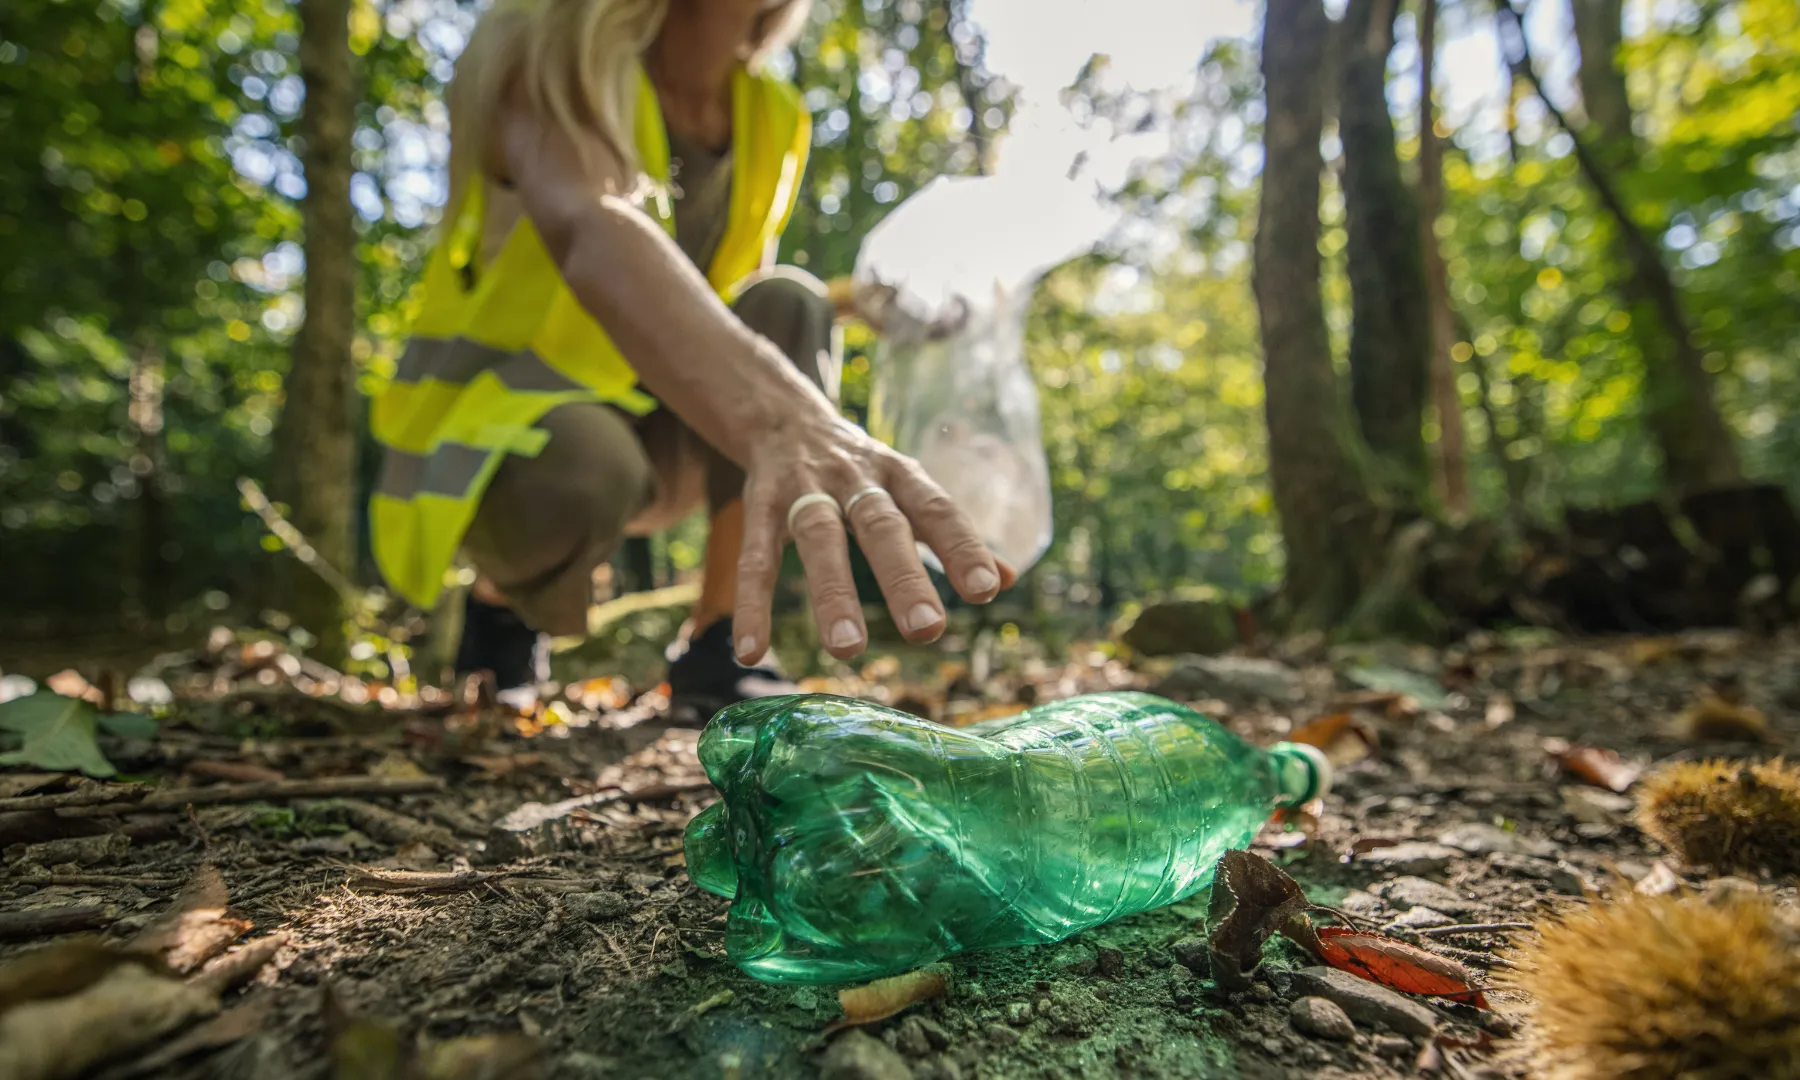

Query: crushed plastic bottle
[683,691,1330,984]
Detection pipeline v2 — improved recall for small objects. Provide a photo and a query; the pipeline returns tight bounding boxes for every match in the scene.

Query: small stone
[1357,842,1462,877]
[1095,946,1126,979]
[1259,1036,1285,1055]
[1561,786,1634,826]
[624,872,665,891]
[1169,936,1210,975]
[892,1016,950,1057]
[1247,982,1275,1003]
[894,1017,933,1058]
[985,1023,1020,1047]
[1005,1001,1034,1027]
[1383,906,1457,931]
[792,988,820,1012]
[1339,889,1383,916]
[1438,822,1558,859]
[567,890,633,921]
[913,1060,961,1080]
[1038,985,1104,1036]
[1374,876,1476,915]
[1053,942,1097,976]
[1287,967,1438,1037]
[1290,996,1356,1041]
[1150,655,1303,703]
[820,1031,915,1080]
[1372,1033,1414,1059]
[1121,602,1239,658]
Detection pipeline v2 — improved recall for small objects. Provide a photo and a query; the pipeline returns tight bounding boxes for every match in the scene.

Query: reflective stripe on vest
[369,64,811,609]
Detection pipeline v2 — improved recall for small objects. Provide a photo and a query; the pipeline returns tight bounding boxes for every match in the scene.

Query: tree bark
[1499,1,1742,496]
[1338,0,1432,503]
[271,0,357,661]
[1416,0,1468,514]
[1256,0,1382,630]
[1571,0,1633,158]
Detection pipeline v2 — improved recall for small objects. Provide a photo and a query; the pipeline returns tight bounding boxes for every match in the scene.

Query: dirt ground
[2,622,1796,1079]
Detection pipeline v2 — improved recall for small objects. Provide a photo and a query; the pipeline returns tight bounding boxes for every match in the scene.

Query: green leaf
[0,693,117,778]
[97,712,160,740]
[1347,666,1450,709]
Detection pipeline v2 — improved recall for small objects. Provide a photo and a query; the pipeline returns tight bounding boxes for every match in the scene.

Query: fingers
[885,461,1007,604]
[787,498,868,660]
[731,484,783,664]
[845,489,946,644]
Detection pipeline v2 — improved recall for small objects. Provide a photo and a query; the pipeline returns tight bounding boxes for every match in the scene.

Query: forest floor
[2,620,1797,1080]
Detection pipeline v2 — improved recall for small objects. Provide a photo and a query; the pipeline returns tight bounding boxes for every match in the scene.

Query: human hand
[730,407,1016,664]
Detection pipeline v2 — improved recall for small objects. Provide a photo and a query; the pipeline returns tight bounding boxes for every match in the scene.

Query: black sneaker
[454,595,549,696]
[666,618,798,725]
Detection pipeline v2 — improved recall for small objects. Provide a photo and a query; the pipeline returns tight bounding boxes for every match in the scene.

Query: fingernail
[737,635,759,661]
[965,566,999,594]
[827,619,863,650]
[904,602,943,634]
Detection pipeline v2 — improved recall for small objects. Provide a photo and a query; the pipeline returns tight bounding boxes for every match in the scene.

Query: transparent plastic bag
[857,172,1110,574]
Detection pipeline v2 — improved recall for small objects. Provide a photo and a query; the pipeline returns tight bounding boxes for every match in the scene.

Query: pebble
[1356,842,1462,877]
[985,1023,1021,1047]
[1037,984,1105,1036]
[1375,876,1476,915]
[792,988,820,1012]
[566,890,633,921]
[893,1016,950,1058]
[1095,946,1126,979]
[1289,996,1356,1041]
[1384,906,1457,931]
[1286,967,1438,1037]
[820,1031,915,1080]
[1338,890,1383,916]
[1169,936,1210,975]
[1371,1033,1415,1059]
[1561,786,1634,826]
[1005,1001,1034,1027]
[1053,942,1098,977]
[1438,822,1558,859]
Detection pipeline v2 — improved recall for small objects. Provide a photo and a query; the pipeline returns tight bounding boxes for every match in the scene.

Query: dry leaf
[1312,926,1488,1007]
[826,965,949,1033]
[0,962,219,1080]
[1344,836,1406,861]
[0,939,142,1014]
[370,752,431,782]
[1549,743,1640,793]
[1674,692,1769,743]
[1285,712,1377,766]
[1206,849,1311,991]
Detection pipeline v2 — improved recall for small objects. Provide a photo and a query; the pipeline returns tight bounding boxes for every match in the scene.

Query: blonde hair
[447,0,811,215]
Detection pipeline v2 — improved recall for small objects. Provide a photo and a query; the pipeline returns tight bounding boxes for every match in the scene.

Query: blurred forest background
[1,0,1797,672]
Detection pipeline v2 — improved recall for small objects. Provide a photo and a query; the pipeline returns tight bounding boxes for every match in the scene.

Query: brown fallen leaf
[1206,849,1312,992]
[1548,742,1640,794]
[128,865,248,974]
[0,938,142,1014]
[1674,692,1769,743]
[825,965,949,1033]
[1344,836,1406,861]
[92,999,272,1080]
[1285,712,1378,765]
[0,961,219,1080]
[1311,926,1489,1007]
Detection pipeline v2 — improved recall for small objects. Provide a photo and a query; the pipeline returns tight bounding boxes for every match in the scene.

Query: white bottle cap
[1272,741,1333,804]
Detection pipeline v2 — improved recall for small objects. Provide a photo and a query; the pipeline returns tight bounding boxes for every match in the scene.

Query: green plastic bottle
[683,691,1330,984]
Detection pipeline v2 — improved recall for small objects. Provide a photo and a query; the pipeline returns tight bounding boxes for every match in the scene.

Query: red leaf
[1314,926,1489,1008]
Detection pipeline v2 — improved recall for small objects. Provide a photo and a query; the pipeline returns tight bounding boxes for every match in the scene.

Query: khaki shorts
[460,268,841,636]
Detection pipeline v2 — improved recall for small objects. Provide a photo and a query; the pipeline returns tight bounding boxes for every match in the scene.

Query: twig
[345,867,505,893]
[494,781,713,833]
[57,775,445,816]
[0,787,149,813]
[18,874,185,888]
[1416,922,1535,937]
[0,903,114,939]
[235,478,364,605]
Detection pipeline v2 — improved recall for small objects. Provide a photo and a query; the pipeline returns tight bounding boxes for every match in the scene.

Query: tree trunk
[271,0,357,662]
[1571,0,1632,158]
[1499,1,1742,496]
[1416,0,1468,514]
[1339,0,1431,503]
[1256,0,1383,631]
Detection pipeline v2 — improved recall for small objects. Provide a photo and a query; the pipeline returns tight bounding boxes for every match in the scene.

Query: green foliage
[0,692,116,776]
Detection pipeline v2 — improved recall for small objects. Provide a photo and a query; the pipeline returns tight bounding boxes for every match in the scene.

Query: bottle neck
[1268,742,1331,808]
[683,801,740,898]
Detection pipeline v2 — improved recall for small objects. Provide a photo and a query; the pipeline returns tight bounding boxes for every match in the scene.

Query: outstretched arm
[496,93,1013,662]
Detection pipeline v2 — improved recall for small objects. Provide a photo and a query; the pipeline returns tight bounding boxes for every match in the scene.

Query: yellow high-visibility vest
[369,65,811,610]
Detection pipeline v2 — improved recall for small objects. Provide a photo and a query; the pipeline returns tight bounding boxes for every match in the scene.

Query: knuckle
[809,582,859,611]
[853,503,909,535]
[791,511,843,544]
